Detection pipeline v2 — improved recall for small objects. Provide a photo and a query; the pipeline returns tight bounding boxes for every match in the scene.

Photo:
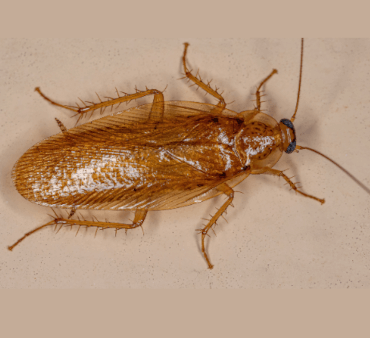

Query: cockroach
[8,39,370,269]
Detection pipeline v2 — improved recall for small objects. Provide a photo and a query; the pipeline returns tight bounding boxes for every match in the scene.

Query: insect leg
[263,168,325,204]
[198,183,234,269]
[182,43,226,115]
[8,209,148,251]
[55,118,67,133]
[255,69,277,111]
[68,207,76,219]
[35,87,164,123]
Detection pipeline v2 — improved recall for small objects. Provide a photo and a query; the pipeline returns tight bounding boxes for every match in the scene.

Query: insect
[8,40,370,269]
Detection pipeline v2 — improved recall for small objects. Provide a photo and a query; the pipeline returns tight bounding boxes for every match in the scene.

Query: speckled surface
[1,39,370,288]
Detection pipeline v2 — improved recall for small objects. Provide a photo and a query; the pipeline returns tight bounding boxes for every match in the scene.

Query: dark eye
[285,139,296,154]
[280,118,296,154]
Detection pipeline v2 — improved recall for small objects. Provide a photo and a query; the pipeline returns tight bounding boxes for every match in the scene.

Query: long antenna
[296,145,370,195]
[291,38,304,123]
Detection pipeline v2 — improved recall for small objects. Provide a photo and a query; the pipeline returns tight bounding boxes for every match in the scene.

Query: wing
[101,100,239,126]
[13,101,248,211]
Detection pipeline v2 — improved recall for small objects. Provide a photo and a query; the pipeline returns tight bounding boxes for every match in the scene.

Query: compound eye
[285,139,296,154]
[280,118,296,154]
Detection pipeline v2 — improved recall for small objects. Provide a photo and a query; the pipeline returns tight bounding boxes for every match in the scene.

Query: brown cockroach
[8,39,370,269]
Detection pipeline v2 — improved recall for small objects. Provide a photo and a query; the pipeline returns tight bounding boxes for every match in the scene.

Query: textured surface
[1,39,370,288]
[12,103,245,210]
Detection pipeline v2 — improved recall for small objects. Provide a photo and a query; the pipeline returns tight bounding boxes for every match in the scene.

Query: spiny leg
[35,87,164,124]
[198,183,234,269]
[68,207,76,219]
[264,168,325,204]
[255,69,277,111]
[182,43,226,115]
[55,118,67,133]
[8,209,148,251]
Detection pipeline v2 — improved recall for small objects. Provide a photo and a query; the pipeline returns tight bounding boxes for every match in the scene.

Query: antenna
[291,38,304,123]
[296,145,370,195]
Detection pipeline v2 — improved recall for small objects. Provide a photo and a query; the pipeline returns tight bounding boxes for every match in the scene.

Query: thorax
[234,111,283,173]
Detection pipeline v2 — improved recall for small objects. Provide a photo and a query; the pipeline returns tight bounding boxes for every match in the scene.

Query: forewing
[95,100,239,126]
[13,101,244,211]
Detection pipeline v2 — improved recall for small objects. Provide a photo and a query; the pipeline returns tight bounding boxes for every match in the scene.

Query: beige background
[1,38,370,288]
